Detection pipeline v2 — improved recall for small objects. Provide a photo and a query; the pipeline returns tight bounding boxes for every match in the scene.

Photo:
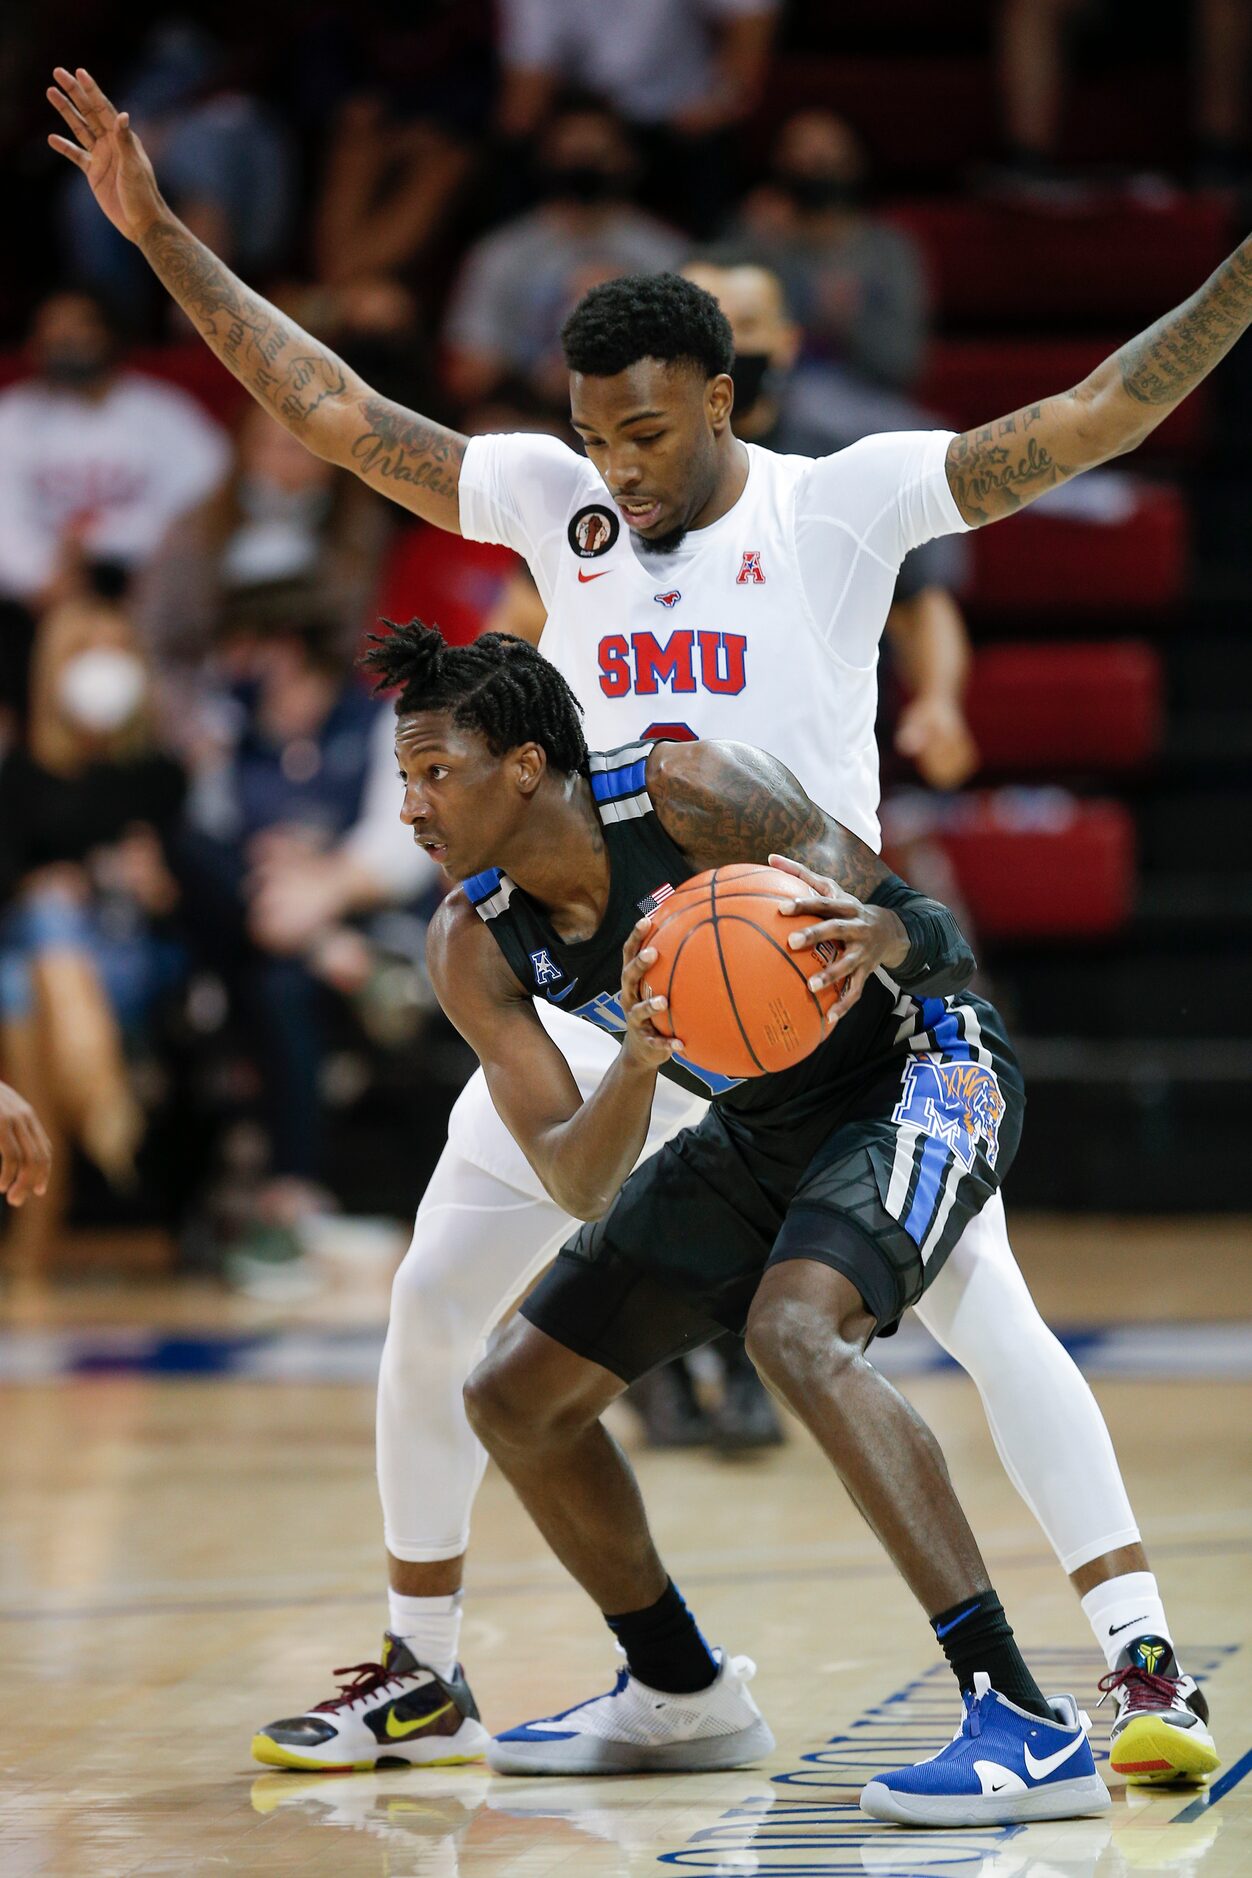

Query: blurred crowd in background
[1,0,1249,1308]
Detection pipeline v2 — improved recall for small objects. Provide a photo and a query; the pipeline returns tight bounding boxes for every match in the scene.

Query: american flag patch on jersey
[637,882,675,917]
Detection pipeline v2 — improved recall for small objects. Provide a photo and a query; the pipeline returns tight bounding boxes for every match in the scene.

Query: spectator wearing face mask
[494,0,780,234]
[0,290,229,613]
[136,401,390,682]
[710,110,930,397]
[0,597,186,1277]
[442,103,684,410]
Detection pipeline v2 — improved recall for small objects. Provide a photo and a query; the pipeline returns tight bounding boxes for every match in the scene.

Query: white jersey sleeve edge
[916,428,972,538]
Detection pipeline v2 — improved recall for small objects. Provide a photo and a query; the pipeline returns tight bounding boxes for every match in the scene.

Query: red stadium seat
[0,341,249,422]
[371,525,518,649]
[917,338,1210,460]
[928,794,1136,939]
[129,344,250,424]
[966,481,1187,614]
[756,56,1193,178]
[966,643,1164,774]
[888,196,1234,327]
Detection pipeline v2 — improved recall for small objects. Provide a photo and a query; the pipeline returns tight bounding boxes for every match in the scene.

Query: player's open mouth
[417,836,448,862]
[617,498,663,530]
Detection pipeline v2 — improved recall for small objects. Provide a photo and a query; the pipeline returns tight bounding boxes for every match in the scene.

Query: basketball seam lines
[665,917,711,1052]
[659,869,828,1075]
[709,870,768,1075]
[712,911,827,1020]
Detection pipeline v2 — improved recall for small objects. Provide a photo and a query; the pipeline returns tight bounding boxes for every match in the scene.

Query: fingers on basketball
[644,865,846,1079]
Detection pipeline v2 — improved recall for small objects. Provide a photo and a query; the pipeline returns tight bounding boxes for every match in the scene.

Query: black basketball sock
[606,1578,718,1694]
[931,1588,1053,1721]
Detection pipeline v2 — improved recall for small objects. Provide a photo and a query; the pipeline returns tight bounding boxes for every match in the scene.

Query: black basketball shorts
[520,1005,1024,1383]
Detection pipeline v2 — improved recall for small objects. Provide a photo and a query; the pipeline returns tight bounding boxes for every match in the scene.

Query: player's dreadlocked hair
[361,620,589,775]
[561,273,733,379]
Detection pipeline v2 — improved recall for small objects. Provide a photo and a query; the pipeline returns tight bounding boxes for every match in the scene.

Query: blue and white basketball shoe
[486,1649,774,1775]
[861,1672,1111,1826]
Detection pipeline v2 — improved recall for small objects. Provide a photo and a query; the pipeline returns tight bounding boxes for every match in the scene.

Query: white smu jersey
[457,428,970,851]
[451,425,971,1189]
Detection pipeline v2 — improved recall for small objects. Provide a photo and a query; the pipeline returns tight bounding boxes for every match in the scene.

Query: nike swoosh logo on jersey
[384,1698,453,1739]
[1023,1730,1087,1781]
[548,979,581,1003]
[577,569,611,582]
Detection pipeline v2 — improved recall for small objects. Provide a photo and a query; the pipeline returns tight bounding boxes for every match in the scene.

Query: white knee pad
[917,1193,1140,1573]
[377,1151,574,1563]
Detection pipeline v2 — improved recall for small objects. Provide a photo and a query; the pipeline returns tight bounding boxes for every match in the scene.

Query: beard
[640,520,689,554]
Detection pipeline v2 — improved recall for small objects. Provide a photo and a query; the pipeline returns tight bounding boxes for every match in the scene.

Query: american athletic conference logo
[893,1057,1006,1171]
[529,948,564,988]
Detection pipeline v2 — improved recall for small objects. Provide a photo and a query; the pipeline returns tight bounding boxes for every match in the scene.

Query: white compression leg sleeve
[914,1191,1141,1574]
[377,1148,575,1563]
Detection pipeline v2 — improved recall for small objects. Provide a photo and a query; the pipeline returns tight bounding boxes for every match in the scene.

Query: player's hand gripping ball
[639,861,853,1079]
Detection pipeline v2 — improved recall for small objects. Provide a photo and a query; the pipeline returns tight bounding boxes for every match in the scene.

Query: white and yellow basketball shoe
[1101,1636,1219,1784]
[252,1632,489,1771]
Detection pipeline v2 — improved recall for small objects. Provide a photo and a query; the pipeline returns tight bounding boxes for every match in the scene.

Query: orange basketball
[643,865,844,1079]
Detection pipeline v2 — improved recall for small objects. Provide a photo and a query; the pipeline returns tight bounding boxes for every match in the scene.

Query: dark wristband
[868,874,976,996]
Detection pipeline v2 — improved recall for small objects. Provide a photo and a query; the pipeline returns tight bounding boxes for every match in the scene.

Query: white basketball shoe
[486,1649,774,1775]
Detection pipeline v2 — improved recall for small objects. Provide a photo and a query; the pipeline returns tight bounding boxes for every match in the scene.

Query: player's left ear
[513,741,547,798]
[707,372,734,433]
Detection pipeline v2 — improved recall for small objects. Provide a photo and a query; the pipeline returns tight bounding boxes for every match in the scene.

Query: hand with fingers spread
[769,851,910,1026]
[619,917,684,1074]
[0,1081,53,1209]
[47,66,166,243]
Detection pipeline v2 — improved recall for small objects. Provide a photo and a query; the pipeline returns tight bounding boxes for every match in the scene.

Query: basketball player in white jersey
[49,66,1247,1783]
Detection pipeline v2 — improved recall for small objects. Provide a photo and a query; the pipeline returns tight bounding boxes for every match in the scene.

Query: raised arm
[944,235,1252,526]
[647,739,975,1014]
[47,67,466,533]
[427,894,672,1220]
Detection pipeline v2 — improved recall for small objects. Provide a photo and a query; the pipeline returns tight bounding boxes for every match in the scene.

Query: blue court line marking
[657,1648,1240,1871]
[1172,1741,1252,1822]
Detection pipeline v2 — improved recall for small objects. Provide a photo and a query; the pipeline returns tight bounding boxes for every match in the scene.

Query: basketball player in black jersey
[365,621,1110,1828]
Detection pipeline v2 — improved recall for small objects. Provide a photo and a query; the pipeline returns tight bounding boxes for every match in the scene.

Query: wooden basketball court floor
[2,1216,1250,1877]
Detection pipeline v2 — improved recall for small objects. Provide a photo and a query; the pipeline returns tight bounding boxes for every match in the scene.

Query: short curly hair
[561,273,733,379]
[361,620,589,775]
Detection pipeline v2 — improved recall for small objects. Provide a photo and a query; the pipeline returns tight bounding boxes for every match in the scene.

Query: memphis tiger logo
[893,1056,1006,1171]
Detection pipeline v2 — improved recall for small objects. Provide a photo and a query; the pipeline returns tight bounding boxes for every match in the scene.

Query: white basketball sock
[1080,1571,1173,1669]
[387,1589,463,1680]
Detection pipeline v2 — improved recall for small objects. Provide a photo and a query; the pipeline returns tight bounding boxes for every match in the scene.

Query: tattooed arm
[46,66,466,533]
[945,238,1252,526]
[647,740,975,1016]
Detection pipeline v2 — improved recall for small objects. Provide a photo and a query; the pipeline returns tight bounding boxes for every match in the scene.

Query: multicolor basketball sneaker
[860,1672,1110,1826]
[251,1633,489,1771]
[1101,1636,1219,1784]
[487,1649,773,1775]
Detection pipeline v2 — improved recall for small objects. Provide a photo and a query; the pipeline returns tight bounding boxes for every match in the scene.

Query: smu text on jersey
[597,630,747,697]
